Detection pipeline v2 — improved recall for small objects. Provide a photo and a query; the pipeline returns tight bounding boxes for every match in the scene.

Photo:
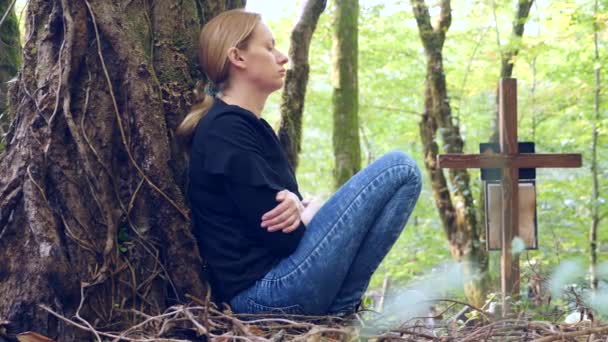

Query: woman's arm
[225,182,305,257]
[261,190,304,232]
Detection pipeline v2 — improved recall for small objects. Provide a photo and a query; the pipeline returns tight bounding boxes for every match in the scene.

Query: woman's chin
[269,82,284,93]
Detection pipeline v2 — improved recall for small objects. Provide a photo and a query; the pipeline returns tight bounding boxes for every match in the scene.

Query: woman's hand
[261,190,304,233]
[301,198,323,226]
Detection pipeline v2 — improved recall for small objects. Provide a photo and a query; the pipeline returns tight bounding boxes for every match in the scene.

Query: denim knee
[382,150,422,186]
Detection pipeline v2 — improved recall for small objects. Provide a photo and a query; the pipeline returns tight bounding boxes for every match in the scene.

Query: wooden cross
[437,78,582,315]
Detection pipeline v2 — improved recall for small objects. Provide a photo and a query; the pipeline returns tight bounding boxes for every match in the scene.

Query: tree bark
[197,0,246,24]
[589,0,601,290]
[411,0,488,307]
[332,0,361,188]
[278,0,327,170]
[0,0,22,138]
[0,0,243,338]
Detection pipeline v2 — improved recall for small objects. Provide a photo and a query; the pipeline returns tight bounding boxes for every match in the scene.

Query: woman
[177,9,422,316]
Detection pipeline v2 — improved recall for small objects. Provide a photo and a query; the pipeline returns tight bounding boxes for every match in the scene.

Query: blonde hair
[176,9,261,149]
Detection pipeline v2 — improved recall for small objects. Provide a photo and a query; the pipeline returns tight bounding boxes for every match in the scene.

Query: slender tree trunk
[0,0,22,138]
[0,0,242,338]
[412,0,488,307]
[332,0,361,188]
[501,0,534,77]
[278,0,327,170]
[489,0,534,143]
[590,0,601,291]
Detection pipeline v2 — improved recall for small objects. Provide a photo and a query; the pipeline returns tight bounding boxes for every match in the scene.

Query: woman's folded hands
[261,190,323,233]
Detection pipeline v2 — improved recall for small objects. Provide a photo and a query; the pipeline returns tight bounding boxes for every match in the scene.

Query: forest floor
[8,295,608,341]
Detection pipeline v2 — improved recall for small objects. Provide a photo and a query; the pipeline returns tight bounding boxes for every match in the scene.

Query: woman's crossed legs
[229,151,422,315]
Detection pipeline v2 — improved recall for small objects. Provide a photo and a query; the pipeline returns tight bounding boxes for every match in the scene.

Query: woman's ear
[227,47,246,69]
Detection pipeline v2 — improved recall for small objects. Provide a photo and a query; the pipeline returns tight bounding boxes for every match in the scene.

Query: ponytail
[176,93,215,151]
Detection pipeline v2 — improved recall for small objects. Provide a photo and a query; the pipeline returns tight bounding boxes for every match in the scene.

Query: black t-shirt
[188,98,306,303]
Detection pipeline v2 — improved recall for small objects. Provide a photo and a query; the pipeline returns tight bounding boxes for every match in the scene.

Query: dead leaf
[249,325,266,336]
[16,331,55,342]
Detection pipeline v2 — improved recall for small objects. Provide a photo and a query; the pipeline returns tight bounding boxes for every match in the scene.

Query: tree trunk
[278,0,327,170]
[0,0,22,138]
[589,0,601,290]
[332,0,361,188]
[411,0,488,307]
[489,0,534,143]
[0,0,243,338]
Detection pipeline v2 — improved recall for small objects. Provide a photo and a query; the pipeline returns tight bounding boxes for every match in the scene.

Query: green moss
[331,0,361,188]
[123,7,153,61]
[0,0,22,71]
[171,34,190,53]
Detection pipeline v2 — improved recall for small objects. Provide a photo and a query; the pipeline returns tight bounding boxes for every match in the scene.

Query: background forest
[253,0,608,300]
[1,0,607,332]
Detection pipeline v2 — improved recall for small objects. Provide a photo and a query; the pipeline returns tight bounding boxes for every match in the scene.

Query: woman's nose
[277,51,289,65]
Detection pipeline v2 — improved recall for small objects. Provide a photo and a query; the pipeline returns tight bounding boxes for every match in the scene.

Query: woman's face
[238,22,289,93]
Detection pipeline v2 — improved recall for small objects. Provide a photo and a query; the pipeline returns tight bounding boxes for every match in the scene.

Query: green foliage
[12,0,27,44]
[262,0,608,298]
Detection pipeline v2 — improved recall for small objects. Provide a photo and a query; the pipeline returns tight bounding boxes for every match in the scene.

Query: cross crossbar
[438,153,582,169]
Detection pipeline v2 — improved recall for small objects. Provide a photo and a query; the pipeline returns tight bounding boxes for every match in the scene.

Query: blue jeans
[229,151,422,315]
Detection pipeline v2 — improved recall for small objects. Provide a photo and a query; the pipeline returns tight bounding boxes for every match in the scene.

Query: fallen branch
[39,304,189,342]
[531,324,608,342]
[32,299,608,342]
